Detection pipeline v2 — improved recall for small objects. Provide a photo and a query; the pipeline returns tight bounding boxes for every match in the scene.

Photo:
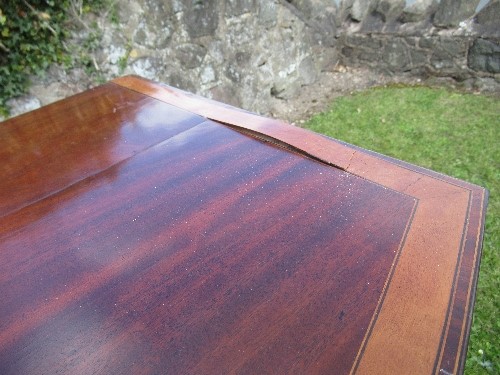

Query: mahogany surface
[0,76,487,375]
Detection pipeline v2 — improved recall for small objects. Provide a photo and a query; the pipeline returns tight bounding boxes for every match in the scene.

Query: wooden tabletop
[0,76,487,375]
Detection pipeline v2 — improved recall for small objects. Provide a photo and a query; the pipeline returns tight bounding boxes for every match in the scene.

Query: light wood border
[112,76,488,375]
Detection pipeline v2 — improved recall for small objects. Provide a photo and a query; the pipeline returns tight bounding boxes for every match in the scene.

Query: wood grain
[0,76,487,374]
[0,83,204,217]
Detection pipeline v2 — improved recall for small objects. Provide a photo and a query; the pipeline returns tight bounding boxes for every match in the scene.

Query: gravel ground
[267,66,423,124]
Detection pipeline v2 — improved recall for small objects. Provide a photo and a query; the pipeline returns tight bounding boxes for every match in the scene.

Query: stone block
[338,0,355,19]
[225,0,256,17]
[210,85,241,107]
[225,65,241,83]
[403,37,418,47]
[7,95,42,115]
[409,48,429,68]
[475,0,500,26]
[342,46,355,58]
[358,50,382,64]
[270,78,302,100]
[298,56,318,85]
[486,56,500,72]
[430,48,456,70]
[419,37,435,50]
[199,65,217,85]
[375,0,405,23]
[258,0,277,28]
[176,44,207,69]
[472,77,500,92]
[282,0,337,45]
[345,34,382,49]
[167,73,196,92]
[360,10,386,32]
[351,0,376,22]
[224,52,250,83]
[469,54,488,71]
[130,58,159,80]
[474,1,500,37]
[134,1,174,48]
[313,45,338,71]
[468,38,500,73]
[401,0,437,23]
[440,37,468,56]
[183,0,220,38]
[363,35,384,49]
[433,0,480,27]
[383,39,410,70]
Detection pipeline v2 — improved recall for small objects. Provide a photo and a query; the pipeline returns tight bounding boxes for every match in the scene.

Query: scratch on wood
[346,150,357,171]
[403,175,424,193]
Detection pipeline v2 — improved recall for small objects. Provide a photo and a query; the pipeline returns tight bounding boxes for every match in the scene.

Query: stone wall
[5,0,500,119]
[20,0,339,117]
[337,0,500,88]
[113,0,339,114]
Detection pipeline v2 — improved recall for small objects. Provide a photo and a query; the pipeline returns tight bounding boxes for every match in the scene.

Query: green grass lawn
[305,86,499,375]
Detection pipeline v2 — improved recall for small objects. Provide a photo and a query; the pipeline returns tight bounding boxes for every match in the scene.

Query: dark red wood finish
[0,76,487,375]
[0,84,204,216]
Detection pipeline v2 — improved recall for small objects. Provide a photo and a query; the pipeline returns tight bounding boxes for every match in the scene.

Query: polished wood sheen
[0,76,487,375]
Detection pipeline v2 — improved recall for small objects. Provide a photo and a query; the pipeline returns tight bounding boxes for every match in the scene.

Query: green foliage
[117,39,132,74]
[0,0,110,116]
[107,1,119,25]
[66,21,103,77]
[0,1,68,115]
[305,86,500,375]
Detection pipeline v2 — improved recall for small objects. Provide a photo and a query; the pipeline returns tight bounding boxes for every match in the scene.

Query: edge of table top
[112,75,488,375]
[1,75,488,375]
[111,75,486,194]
